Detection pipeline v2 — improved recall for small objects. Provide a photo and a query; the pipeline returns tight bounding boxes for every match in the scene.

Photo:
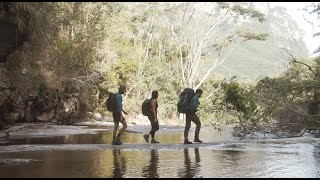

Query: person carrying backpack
[112,84,128,145]
[143,90,160,144]
[184,88,203,144]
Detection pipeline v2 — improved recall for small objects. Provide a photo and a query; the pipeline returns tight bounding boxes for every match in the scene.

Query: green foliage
[6,2,317,131]
[221,81,257,125]
[112,59,139,85]
[238,32,268,41]
[250,56,320,132]
[304,3,320,54]
[231,4,266,22]
[216,2,229,9]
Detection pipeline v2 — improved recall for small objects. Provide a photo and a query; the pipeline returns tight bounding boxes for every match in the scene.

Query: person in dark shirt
[184,89,203,144]
[143,90,160,144]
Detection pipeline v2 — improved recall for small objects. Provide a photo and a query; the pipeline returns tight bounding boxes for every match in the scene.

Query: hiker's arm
[151,99,157,121]
[122,109,128,115]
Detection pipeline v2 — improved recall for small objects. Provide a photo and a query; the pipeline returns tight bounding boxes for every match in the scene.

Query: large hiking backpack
[106,93,117,112]
[142,99,152,116]
[177,88,195,114]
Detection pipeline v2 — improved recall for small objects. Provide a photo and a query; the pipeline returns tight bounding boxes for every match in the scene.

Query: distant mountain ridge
[211,2,309,82]
[125,2,309,82]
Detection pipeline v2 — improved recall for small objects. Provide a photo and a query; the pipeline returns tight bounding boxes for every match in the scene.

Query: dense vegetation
[1,2,319,137]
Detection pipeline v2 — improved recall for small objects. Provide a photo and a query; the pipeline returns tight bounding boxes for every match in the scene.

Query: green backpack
[177,88,195,114]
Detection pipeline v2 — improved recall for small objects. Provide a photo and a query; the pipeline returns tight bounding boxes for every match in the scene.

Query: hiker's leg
[117,116,127,137]
[154,120,159,132]
[112,112,120,138]
[147,115,153,137]
[113,122,119,138]
[184,114,192,141]
[191,114,201,140]
[150,118,159,139]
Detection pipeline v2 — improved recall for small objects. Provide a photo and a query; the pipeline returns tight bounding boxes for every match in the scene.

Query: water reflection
[313,144,320,177]
[222,149,242,165]
[142,150,159,178]
[112,149,127,178]
[177,148,201,178]
[0,142,320,177]
[9,133,108,145]
[1,126,320,178]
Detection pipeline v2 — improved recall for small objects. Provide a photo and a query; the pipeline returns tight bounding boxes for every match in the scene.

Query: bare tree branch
[281,48,316,75]
[194,39,244,90]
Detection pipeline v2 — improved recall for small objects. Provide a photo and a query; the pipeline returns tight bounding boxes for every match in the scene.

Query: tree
[160,2,268,89]
[304,3,320,55]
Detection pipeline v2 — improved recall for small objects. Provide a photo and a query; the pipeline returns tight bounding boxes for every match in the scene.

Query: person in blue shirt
[112,84,128,145]
[184,89,203,144]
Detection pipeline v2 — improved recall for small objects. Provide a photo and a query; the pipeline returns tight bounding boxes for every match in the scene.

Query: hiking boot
[194,139,203,143]
[184,140,193,144]
[143,134,149,143]
[151,139,160,144]
[111,139,119,145]
[115,137,123,145]
[112,137,122,145]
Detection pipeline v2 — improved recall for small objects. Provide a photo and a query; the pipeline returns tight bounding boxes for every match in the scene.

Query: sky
[269,2,320,57]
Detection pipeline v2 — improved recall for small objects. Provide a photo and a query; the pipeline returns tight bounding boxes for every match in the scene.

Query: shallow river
[0,125,319,178]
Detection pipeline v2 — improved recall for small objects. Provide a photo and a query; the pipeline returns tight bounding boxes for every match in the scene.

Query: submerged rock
[0,158,39,166]
[36,110,55,122]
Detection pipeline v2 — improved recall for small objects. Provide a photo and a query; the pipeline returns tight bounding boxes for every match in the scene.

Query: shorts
[112,111,123,123]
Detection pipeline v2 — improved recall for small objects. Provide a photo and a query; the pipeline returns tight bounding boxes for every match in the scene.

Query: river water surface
[0,125,319,178]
